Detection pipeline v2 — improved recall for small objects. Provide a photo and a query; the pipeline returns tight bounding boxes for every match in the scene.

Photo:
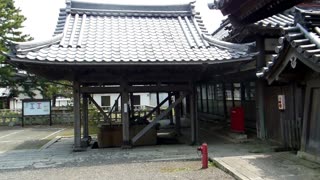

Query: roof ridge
[66,0,194,15]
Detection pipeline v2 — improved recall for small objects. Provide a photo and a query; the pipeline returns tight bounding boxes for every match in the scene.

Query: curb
[210,157,248,180]
[39,136,62,151]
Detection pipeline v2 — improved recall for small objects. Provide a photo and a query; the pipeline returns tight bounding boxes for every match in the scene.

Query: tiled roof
[212,10,294,41]
[209,0,302,25]
[7,0,255,65]
[256,7,320,79]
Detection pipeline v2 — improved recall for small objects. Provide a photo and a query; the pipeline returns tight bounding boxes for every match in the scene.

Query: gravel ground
[0,161,234,180]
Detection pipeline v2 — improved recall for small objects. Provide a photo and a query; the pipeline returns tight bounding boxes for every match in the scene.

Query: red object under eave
[230,107,245,133]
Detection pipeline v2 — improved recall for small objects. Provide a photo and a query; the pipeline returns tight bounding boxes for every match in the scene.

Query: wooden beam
[131,93,187,145]
[81,86,121,94]
[87,95,109,122]
[73,80,81,150]
[80,85,190,94]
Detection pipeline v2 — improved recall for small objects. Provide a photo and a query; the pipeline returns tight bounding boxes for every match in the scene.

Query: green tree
[0,0,43,98]
[37,80,72,107]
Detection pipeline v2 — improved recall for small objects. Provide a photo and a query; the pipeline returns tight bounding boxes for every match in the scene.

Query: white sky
[14,0,225,40]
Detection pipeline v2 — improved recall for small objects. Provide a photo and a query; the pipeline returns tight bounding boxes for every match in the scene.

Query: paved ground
[0,126,70,152]
[0,123,320,179]
[0,161,233,180]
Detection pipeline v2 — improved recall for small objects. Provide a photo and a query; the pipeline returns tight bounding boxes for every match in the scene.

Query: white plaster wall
[9,89,43,110]
[149,93,169,108]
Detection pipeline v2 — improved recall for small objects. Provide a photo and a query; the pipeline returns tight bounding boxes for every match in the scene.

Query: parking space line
[0,130,25,139]
[41,129,65,140]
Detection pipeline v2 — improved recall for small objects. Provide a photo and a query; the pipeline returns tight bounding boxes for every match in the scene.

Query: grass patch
[208,160,218,167]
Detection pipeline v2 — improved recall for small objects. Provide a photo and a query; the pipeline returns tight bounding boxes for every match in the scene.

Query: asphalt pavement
[0,126,66,152]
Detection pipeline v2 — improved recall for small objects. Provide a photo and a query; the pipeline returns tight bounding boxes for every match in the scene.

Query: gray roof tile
[256,8,320,78]
[8,0,255,65]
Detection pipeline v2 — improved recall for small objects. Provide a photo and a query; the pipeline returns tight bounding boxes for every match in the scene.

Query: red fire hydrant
[197,143,208,169]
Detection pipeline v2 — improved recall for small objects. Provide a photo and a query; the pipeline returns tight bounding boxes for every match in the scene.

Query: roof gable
[256,7,320,83]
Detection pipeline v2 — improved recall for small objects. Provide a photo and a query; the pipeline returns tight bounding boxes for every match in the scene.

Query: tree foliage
[0,0,36,96]
[0,0,73,102]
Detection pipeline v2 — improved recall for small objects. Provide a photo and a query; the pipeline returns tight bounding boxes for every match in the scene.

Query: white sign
[23,101,51,116]
[278,95,286,110]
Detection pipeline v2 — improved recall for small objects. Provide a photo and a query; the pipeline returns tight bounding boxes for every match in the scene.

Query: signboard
[23,101,51,116]
[22,99,52,127]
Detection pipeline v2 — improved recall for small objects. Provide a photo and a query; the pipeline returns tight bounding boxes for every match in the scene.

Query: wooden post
[222,82,228,120]
[121,82,130,147]
[231,83,235,107]
[156,92,160,115]
[190,83,198,145]
[256,36,266,139]
[199,84,204,112]
[175,92,181,135]
[73,80,81,150]
[83,93,89,139]
[206,84,209,113]
[168,92,174,125]
[130,92,134,119]
[240,82,246,106]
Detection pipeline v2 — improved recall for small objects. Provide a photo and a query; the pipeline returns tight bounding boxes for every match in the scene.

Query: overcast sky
[14,0,225,40]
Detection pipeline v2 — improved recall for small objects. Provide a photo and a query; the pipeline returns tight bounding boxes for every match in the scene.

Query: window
[101,96,111,107]
[233,83,241,100]
[245,82,255,101]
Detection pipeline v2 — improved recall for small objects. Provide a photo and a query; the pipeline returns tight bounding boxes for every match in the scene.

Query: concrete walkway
[198,125,320,180]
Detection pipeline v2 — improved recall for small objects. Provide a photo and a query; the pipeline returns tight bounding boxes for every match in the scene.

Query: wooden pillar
[205,84,210,113]
[175,92,181,135]
[231,83,235,107]
[156,92,160,115]
[256,36,266,139]
[240,82,246,106]
[130,92,134,119]
[121,82,131,147]
[83,93,89,139]
[73,80,81,150]
[222,82,228,119]
[199,84,204,112]
[168,92,174,125]
[190,83,198,144]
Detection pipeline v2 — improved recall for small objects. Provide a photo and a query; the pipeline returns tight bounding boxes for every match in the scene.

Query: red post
[197,143,208,169]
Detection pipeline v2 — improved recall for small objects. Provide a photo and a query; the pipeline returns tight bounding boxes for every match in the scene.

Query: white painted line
[0,130,24,139]
[0,140,24,143]
[41,129,65,140]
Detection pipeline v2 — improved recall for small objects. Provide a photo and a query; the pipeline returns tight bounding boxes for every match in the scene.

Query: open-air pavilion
[6,0,256,150]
